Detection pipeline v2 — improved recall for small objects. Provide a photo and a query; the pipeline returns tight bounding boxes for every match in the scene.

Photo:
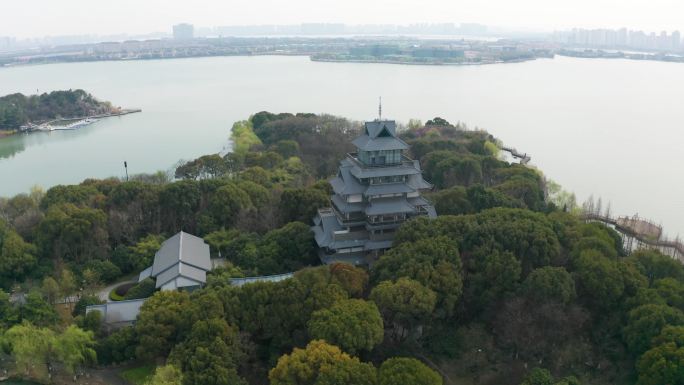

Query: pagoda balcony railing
[346,153,416,169]
[369,232,395,242]
[330,204,365,223]
[333,230,369,242]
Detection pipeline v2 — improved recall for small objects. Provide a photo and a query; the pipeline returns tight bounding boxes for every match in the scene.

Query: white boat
[52,118,100,131]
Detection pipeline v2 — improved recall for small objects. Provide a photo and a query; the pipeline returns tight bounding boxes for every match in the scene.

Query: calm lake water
[1,55,683,236]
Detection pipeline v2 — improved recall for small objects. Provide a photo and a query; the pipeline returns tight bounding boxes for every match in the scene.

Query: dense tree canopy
[1,111,683,385]
[268,340,377,385]
[308,299,384,354]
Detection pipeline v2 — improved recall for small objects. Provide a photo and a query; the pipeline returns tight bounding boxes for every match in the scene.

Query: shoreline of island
[0,89,140,138]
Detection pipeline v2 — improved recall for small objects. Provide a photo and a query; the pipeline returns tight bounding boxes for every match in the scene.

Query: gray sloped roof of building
[408,195,433,207]
[407,174,433,190]
[364,240,393,250]
[138,266,153,282]
[312,210,342,248]
[331,194,365,214]
[365,120,397,138]
[151,231,211,277]
[364,183,415,196]
[352,134,409,152]
[365,197,416,215]
[155,262,207,289]
[330,166,366,195]
[330,238,369,249]
[350,163,420,179]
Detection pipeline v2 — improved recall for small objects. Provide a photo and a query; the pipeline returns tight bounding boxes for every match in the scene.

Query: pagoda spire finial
[378,96,382,120]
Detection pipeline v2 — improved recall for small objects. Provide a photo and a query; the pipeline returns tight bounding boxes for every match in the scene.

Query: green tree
[654,277,684,310]
[522,266,576,304]
[54,325,97,374]
[520,368,553,385]
[159,180,201,232]
[636,342,684,385]
[465,248,521,310]
[272,140,300,158]
[3,323,56,381]
[329,263,369,298]
[35,203,109,264]
[280,187,329,224]
[629,249,684,284]
[169,318,245,385]
[72,294,104,317]
[573,250,625,310]
[623,304,684,355]
[257,221,317,273]
[209,183,253,227]
[269,340,377,385]
[95,327,137,364]
[308,299,383,354]
[123,278,156,300]
[432,186,473,215]
[41,276,61,304]
[370,278,436,340]
[0,219,37,285]
[135,291,193,360]
[0,290,17,327]
[148,365,183,385]
[20,291,59,327]
[373,236,462,318]
[378,357,442,385]
[128,234,164,272]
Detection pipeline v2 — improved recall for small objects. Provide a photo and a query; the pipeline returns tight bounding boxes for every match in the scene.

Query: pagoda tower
[312,119,436,265]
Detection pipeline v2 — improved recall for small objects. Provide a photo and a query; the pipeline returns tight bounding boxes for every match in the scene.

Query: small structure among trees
[138,231,212,291]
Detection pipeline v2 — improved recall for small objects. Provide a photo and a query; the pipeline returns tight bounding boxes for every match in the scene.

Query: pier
[500,145,531,164]
[583,212,684,262]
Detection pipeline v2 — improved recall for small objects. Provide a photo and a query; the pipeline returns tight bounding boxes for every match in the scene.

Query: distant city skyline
[553,28,682,52]
[3,0,684,38]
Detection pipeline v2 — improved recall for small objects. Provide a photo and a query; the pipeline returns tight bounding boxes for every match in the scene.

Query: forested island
[0,89,115,132]
[0,112,682,385]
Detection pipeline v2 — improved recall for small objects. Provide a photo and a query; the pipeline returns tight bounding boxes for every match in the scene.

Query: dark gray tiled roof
[365,197,416,215]
[330,166,365,195]
[407,174,433,190]
[156,262,207,289]
[350,163,420,179]
[364,183,415,196]
[149,232,211,290]
[332,194,365,214]
[330,238,368,249]
[151,232,211,276]
[364,120,397,138]
[312,210,342,248]
[364,240,393,250]
[352,135,409,151]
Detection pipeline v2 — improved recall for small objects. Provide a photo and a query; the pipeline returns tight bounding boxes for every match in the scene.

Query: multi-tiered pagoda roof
[312,119,436,265]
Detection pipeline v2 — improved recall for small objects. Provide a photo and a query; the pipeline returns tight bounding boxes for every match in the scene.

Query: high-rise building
[312,118,436,265]
[673,31,681,51]
[172,23,194,40]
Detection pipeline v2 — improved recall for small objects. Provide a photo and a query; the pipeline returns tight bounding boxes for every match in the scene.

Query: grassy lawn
[120,364,155,385]
[109,288,125,301]
[110,281,137,301]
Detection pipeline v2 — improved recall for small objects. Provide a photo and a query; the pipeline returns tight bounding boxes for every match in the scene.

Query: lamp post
[124,161,129,181]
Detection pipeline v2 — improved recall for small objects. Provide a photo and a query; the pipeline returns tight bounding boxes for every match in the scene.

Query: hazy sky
[3,0,684,38]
